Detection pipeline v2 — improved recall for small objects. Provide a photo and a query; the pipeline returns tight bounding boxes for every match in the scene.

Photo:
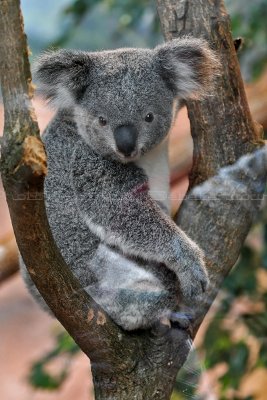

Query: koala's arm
[71,145,208,297]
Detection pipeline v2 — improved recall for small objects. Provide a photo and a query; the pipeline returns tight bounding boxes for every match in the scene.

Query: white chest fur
[135,139,170,214]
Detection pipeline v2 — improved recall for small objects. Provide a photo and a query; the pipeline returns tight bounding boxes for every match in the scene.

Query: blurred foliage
[29,330,79,390]
[225,0,267,80]
[51,0,161,50]
[49,0,267,81]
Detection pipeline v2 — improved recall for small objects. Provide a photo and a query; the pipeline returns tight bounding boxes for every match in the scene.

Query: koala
[20,37,219,330]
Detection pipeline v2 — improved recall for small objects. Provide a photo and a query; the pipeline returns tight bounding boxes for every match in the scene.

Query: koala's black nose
[114,125,138,157]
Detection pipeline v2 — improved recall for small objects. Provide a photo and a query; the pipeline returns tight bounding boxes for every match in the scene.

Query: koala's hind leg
[86,244,174,331]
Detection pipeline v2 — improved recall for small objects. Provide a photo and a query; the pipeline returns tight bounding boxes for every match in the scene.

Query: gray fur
[21,38,219,330]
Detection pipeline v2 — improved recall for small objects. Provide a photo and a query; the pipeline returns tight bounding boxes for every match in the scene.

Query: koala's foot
[89,284,173,331]
[114,289,172,331]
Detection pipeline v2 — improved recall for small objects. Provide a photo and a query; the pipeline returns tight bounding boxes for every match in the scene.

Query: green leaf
[28,330,80,390]
[219,342,249,390]
[29,362,68,390]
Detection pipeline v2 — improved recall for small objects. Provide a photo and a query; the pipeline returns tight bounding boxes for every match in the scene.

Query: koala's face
[34,39,219,162]
[74,51,176,162]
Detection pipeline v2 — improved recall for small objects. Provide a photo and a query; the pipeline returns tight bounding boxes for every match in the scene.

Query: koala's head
[34,37,219,162]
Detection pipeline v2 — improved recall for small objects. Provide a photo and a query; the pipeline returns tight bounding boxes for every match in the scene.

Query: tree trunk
[0,0,266,399]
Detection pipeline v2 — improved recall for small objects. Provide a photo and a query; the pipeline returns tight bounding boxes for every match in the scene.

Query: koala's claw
[169,311,193,329]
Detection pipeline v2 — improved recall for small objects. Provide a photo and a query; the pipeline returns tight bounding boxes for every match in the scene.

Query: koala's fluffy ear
[33,49,91,107]
[155,37,220,100]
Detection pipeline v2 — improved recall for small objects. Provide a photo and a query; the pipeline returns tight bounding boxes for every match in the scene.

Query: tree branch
[157,0,264,187]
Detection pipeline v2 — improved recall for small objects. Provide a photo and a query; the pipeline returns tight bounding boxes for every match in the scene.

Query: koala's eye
[99,116,107,126]
[145,113,154,123]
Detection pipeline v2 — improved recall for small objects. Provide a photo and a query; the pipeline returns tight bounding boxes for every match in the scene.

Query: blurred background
[0,1,267,399]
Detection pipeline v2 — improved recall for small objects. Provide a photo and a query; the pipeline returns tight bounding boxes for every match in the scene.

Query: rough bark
[0,0,266,399]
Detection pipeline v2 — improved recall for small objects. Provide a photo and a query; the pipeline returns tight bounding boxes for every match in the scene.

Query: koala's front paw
[175,243,209,305]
